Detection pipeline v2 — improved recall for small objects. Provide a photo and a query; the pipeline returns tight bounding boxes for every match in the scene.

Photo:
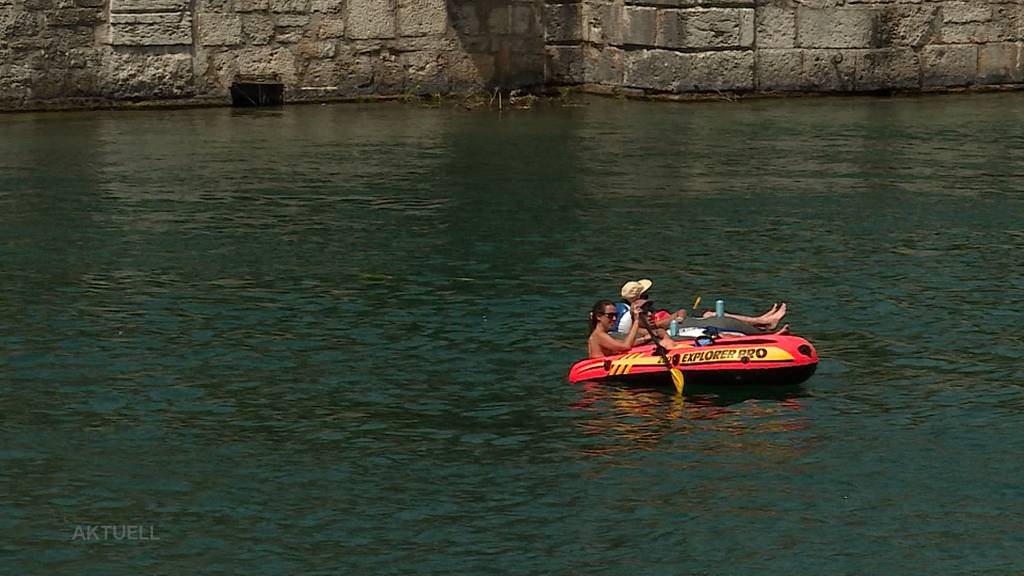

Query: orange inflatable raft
[568,334,819,387]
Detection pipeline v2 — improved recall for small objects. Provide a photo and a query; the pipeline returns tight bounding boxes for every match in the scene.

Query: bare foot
[762,303,787,329]
[702,310,715,319]
[773,323,790,335]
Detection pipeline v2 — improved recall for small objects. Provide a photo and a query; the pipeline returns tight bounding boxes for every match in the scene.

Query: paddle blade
[670,368,684,395]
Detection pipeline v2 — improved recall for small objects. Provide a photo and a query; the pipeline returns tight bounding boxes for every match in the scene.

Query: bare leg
[701,303,787,329]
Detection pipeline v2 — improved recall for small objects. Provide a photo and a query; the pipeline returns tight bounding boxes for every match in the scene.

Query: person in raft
[614,278,788,334]
[588,299,675,358]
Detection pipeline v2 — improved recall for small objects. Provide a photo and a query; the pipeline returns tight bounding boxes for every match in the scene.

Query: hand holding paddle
[639,312,684,395]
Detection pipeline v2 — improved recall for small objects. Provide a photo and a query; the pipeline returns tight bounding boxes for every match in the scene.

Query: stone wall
[544,0,1024,95]
[0,0,545,109]
[2,0,1023,109]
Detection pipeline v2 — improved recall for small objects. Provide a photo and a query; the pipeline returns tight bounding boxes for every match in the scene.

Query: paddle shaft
[639,314,684,394]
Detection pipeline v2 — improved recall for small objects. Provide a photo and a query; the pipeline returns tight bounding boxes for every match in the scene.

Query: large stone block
[705,0,753,7]
[242,13,274,44]
[100,51,194,98]
[545,3,581,42]
[803,49,856,91]
[235,0,269,12]
[50,26,97,50]
[58,45,96,68]
[2,10,42,37]
[109,12,193,45]
[739,8,753,47]
[546,45,583,83]
[511,3,540,35]
[939,2,999,44]
[295,38,335,58]
[0,64,32,101]
[318,13,344,38]
[111,0,186,11]
[200,0,232,12]
[373,52,405,94]
[44,8,103,26]
[941,22,996,44]
[487,4,509,34]
[447,51,487,91]
[943,2,991,24]
[235,46,299,83]
[624,6,656,46]
[448,1,479,35]
[878,5,940,48]
[271,0,310,13]
[656,9,684,48]
[274,28,304,43]
[298,58,340,89]
[921,44,976,87]
[199,13,243,46]
[756,48,802,90]
[583,2,622,45]
[797,7,878,49]
[993,4,1024,42]
[347,0,395,39]
[978,42,1023,84]
[624,48,688,90]
[682,8,750,49]
[398,0,446,37]
[325,47,376,92]
[275,13,310,27]
[678,50,753,91]
[402,50,447,93]
[855,47,919,91]
[626,0,697,7]
[584,44,624,84]
[312,0,343,13]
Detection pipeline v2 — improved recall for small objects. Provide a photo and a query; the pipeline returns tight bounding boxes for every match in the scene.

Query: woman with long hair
[587,299,643,358]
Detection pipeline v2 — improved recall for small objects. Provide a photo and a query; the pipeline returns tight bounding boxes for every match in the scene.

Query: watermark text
[71,525,160,542]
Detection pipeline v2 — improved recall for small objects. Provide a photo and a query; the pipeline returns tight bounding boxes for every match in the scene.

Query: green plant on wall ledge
[401,84,422,103]
[508,89,536,109]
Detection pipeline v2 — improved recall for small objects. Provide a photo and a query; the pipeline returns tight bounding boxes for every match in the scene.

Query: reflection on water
[2,94,1024,574]
[572,382,810,456]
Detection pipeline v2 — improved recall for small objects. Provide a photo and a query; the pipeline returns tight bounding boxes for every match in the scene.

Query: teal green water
[1,95,1023,574]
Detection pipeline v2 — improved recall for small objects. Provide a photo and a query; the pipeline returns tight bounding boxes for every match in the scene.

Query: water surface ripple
[1,95,1023,574]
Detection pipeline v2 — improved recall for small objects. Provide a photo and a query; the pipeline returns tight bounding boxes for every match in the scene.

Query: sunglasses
[600,311,617,319]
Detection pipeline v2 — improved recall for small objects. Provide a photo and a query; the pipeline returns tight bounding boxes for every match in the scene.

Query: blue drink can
[715,299,725,317]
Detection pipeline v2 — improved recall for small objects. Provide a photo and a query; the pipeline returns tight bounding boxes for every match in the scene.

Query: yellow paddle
[640,314,684,395]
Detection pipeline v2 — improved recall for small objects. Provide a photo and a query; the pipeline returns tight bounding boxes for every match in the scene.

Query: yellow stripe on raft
[608,346,794,374]
[674,345,793,365]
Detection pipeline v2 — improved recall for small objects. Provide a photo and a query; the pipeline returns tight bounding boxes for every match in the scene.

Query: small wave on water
[2,96,1024,574]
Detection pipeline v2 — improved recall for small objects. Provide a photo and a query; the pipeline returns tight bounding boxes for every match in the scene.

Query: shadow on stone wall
[446,0,545,90]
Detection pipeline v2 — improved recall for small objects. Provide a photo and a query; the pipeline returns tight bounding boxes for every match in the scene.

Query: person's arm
[655,308,687,329]
[595,304,642,354]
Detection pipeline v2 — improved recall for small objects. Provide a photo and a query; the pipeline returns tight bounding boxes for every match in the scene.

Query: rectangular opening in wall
[230,83,284,107]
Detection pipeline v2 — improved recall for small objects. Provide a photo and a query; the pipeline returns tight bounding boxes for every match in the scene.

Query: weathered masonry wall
[545,0,1024,95]
[0,0,545,109]
[2,0,1024,109]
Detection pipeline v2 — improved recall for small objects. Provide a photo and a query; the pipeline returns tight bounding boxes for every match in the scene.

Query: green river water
[1,94,1023,575]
